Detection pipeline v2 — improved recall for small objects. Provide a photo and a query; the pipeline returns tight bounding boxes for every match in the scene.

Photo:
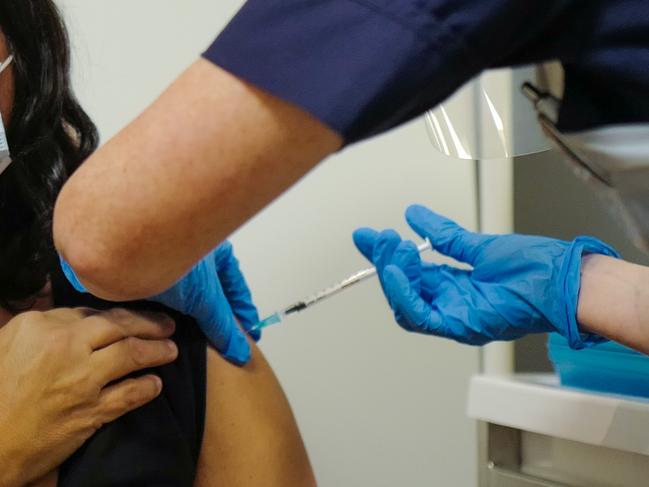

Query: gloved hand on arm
[61,241,260,365]
[353,205,619,349]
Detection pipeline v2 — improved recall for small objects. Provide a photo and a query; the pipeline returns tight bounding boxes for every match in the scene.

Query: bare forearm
[53,59,341,301]
[578,254,649,353]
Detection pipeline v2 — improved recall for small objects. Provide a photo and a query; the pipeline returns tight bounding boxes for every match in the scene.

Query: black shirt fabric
[50,265,207,487]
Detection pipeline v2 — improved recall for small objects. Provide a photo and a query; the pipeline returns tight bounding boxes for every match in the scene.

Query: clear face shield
[426,68,551,160]
[0,53,13,176]
[427,66,649,254]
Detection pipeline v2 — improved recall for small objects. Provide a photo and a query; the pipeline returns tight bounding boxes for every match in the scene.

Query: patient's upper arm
[195,341,316,487]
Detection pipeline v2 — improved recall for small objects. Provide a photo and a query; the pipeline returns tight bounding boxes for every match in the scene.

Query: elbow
[55,239,158,302]
[56,247,170,302]
[56,242,148,302]
[53,194,164,302]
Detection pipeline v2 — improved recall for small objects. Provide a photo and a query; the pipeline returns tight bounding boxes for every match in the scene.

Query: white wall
[59,1,480,485]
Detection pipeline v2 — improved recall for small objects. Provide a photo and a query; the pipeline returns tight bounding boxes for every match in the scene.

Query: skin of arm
[53,59,342,301]
[578,254,649,353]
[195,341,316,487]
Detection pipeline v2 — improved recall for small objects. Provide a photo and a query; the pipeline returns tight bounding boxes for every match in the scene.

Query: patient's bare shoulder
[194,341,316,487]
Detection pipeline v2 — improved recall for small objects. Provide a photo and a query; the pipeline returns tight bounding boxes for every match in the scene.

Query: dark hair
[0,0,98,310]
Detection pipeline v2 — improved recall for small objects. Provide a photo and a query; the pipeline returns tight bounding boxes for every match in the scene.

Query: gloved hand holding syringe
[250,239,432,332]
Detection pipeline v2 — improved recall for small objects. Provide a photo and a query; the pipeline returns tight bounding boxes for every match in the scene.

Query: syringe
[250,239,432,332]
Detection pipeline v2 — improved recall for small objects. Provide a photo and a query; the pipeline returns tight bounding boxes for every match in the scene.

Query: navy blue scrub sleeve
[204,0,571,144]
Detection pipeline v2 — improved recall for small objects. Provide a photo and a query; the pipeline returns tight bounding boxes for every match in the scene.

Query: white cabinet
[469,375,649,486]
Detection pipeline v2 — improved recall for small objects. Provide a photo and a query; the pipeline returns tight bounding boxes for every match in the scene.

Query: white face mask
[0,54,14,176]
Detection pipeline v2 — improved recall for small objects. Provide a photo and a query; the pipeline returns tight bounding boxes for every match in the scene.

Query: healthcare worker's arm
[578,255,649,353]
[53,60,342,301]
[354,205,649,354]
[61,240,262,365]
[53,0,582,302]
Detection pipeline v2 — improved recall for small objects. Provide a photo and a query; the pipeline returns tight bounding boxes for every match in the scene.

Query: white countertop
[468,374,649,456]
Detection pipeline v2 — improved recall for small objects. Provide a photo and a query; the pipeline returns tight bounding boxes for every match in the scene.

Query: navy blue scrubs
[205,0,649,143]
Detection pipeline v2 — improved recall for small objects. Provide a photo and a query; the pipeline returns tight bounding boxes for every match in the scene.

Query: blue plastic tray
[547,333,649,398]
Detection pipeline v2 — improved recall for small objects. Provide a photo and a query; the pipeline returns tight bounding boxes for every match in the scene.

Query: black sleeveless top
[50,266,207,487]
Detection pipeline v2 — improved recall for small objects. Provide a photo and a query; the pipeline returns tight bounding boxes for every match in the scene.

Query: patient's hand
[0,308,177,487]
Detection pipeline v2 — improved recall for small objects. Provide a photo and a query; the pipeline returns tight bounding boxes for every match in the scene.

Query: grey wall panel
[513,149,648,372]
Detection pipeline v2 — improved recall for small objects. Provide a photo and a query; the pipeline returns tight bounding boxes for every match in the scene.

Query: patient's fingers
[95,375,164,426]
[78,308,176,350]
[90,336,178,386]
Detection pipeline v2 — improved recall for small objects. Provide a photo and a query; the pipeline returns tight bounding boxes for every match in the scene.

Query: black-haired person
[0,6,177,486]
[0,3,315,486]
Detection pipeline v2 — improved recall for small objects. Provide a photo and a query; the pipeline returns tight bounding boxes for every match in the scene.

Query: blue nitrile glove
[60,241,260,365]
[353,205,620,349]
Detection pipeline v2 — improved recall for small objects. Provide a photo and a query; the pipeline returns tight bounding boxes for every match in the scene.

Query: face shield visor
[426,67,551,160]
[0,54,13,176]
[426,65,649,254]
